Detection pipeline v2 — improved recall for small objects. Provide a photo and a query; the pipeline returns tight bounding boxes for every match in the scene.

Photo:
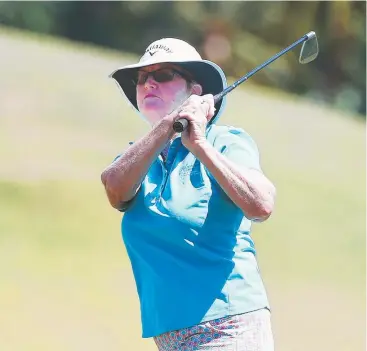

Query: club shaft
[173,33,310,133]
[214,34,308,102]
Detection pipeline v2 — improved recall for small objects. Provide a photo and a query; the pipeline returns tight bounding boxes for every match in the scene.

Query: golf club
[173,31,319,133]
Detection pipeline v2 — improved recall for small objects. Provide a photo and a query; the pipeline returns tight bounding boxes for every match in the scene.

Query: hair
[162,64,200,93]
[177,68,200,92]
[186,80,195,90]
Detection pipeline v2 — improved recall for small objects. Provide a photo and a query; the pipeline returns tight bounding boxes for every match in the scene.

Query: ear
[190,83,203,96]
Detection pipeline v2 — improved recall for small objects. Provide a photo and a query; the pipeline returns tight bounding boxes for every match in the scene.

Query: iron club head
[299,31,319,64]
[174,30,320,132]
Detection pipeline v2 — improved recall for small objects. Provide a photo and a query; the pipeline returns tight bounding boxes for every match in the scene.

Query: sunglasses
[134,68,191,85]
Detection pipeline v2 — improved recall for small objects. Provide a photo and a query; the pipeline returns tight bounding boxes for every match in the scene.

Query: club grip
[173,118,189,133]
[172,94,222,133]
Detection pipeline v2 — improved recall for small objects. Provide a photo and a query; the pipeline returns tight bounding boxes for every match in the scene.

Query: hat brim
[109,58,227,124]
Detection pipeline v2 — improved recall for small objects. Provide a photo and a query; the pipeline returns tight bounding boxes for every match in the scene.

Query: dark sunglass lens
[153,70,175,82]
[136,72,148,85]
[135,69,177,85]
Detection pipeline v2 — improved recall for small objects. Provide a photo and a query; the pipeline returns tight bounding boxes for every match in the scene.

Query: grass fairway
[0,27,365,351]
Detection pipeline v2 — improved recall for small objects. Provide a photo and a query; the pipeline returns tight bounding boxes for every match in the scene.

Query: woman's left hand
[177,94,216,152]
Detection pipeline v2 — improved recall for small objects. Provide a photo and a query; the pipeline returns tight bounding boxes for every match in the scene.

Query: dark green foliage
[0,1,365,116]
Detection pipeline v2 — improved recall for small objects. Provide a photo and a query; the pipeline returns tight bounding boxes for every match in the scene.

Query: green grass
[0,27,365,351]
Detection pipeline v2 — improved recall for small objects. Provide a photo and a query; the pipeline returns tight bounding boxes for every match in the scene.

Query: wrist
[190,139,213,157]
[154,117,176,140]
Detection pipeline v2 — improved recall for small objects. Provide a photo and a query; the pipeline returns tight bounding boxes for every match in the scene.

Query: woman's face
[136,64,194,125]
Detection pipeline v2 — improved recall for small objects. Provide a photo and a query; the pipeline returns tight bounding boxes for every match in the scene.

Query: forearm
[101,118,175,208]
[192,142,276,221]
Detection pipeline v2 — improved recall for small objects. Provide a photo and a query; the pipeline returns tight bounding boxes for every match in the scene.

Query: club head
[299,31,319,64]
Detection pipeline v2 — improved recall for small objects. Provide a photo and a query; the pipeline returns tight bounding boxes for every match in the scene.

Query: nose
[144,75,158,89]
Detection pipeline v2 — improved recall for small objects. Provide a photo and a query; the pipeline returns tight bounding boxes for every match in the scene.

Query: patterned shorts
[153,308,274,351]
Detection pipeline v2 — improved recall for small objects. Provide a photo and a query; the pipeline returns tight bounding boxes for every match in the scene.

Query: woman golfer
[101,38,276,351]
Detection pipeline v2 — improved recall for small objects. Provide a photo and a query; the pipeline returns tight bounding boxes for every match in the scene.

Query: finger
[207,109,215,120]
[203,97,215,119]
[202,94,214,104]
[208,102,216,119]
[178,108,197,117]
[179,103,203,117]
[178,108,209,125]
[190,94,202,102]
[199,98,215,120]
[179,95,213,120]
[178,112,197,123]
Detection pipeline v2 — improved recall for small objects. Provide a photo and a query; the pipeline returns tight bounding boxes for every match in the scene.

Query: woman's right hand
[162,94,215,134]
[162,94,215,147]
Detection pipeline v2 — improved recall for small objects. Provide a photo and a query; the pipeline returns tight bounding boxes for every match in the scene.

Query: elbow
[100,168,137,211]
[252,202,274,222]
[100,169,109,187]
[101,168,116,191]
[250,184,277,222]
[244,203,274,222]
[100,170,125,210]
[242,190,276,222]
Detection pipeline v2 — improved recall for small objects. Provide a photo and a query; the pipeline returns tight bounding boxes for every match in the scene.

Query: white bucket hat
[109,38,227,124]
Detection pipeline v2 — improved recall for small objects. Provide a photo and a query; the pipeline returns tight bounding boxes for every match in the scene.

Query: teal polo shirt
[117,124,270,338]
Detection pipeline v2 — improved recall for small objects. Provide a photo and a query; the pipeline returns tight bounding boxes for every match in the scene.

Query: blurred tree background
[0,3,365,351]
[0,1,365,117]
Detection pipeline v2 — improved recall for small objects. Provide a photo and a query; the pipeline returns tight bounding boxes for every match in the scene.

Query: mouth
[144,94,158,99]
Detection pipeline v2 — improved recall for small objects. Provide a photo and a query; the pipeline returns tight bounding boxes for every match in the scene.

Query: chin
[141,109,165,125]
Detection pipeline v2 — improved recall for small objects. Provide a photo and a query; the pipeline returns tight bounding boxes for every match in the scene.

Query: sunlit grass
[0,27,365,351]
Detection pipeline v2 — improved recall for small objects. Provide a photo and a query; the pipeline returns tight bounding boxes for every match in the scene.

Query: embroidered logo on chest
[178,161,204,188]
[179,164,194,183]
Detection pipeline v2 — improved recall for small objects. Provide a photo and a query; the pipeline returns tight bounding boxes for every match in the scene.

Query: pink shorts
[153,308,274,351]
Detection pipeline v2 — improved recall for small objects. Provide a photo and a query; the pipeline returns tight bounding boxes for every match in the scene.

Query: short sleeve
[208,126,262,172]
